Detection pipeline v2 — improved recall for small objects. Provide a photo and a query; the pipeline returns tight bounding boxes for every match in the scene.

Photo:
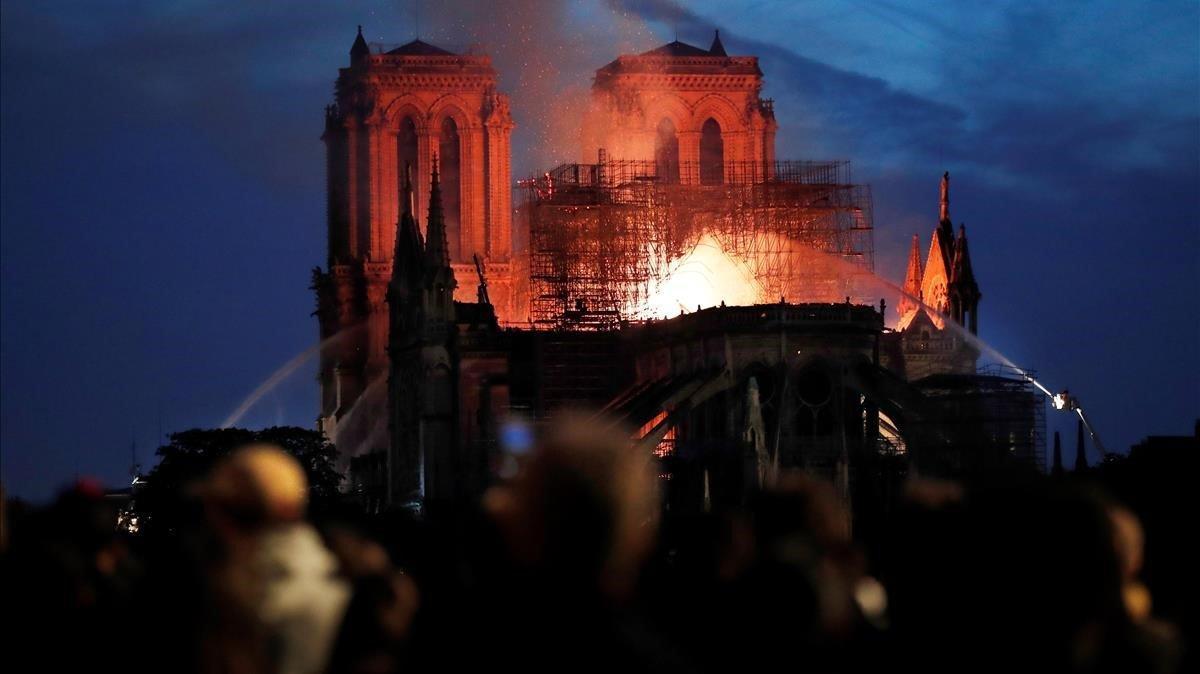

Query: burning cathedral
[313,28,1043,519]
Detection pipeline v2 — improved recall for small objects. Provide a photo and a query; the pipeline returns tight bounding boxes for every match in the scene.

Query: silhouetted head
[200,444,308,533]
[484,412,659,599]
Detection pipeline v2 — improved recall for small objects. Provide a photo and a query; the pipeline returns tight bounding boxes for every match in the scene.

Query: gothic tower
[317,27,515,460]
[896,172,981,378]
[581,31,777,181]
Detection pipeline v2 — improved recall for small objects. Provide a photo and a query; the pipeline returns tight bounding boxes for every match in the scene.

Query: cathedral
[313,29,1041,517]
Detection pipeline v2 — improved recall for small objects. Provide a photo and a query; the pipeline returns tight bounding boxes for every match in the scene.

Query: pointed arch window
[397,117,418,205]
[654,118,680,184]
[699,118,724,185]
[439,117,462,261]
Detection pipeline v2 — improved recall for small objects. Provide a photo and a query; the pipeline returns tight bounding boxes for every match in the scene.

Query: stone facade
[581,32,778,180]
[316,31,516,462]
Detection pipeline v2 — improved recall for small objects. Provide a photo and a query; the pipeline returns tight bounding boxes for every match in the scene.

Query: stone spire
[709,29,727,56]
[949,224,981,333]
[350,25,370,63]
[423,156,457,324]
[1051,431,1064,478]
[939,171,951,225]
[425,155,451,272]
[919,172,956,317]
[1074,418,1089,472]
[934,172,955,268]
[898,233,924,319]
[391,163,424,292]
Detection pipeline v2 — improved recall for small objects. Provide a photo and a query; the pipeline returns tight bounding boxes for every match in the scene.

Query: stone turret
[709,29,727,56]
[350,25,369,63]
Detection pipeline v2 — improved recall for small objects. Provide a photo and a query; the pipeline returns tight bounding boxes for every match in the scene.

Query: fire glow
[635,234,761,319]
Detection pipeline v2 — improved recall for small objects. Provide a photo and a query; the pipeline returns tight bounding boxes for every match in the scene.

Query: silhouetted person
[198,444,351,674]
[460,412,679,673]
[888,479,1180,673]
[3,480,141,671]
[662,472,884,673]
[321,522,420,674]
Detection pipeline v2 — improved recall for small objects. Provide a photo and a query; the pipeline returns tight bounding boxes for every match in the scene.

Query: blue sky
[2,0,1197,500]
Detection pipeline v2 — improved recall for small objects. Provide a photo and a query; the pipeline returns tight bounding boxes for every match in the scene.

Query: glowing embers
[635,234,760,318]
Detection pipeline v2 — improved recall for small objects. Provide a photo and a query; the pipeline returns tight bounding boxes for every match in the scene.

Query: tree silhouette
[135,426,341,537]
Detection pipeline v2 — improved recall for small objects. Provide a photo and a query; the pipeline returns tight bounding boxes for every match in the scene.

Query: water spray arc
[781,245,1110,461]
[219,326,365,429]
[886,269,1109,459]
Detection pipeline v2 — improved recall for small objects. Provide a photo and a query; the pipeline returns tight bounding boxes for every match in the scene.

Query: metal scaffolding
[916,365,1048,474]
[522,160,875,329]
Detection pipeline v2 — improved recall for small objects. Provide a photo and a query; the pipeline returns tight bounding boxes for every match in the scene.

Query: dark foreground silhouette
[2,417,1191,674]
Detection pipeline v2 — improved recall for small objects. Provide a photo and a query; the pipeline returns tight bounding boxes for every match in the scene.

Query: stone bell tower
[581,31,777,182]
[315,27,515,461]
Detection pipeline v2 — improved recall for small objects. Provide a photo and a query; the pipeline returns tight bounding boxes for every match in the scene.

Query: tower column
[367,119,400,260]
[345,118,363,260]
[464,123,487,261]
[484,103,514,261]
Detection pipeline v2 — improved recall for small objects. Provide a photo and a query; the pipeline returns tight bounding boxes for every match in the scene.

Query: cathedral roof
[641,40,720,57]
[597,32,757,78]
[387,39,455,56]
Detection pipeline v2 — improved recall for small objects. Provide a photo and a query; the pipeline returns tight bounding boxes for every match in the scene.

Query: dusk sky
[2,0,1197,501]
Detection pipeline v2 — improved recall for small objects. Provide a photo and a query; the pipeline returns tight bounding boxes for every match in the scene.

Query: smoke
[607,0,967,165]
[400,1,661,177]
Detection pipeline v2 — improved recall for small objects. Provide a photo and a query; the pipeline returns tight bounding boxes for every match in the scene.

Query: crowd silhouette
[1,415,1189,674]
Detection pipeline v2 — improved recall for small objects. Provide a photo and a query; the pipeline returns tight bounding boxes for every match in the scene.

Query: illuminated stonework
[315,30,516,460]
[895,172,981,378]
[581,32,777,177]
[315,31,1010,508]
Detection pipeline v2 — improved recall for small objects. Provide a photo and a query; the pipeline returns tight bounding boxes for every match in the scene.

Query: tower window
[439,117,462,261]
[397,117,418,205]
[700,118,723,185]
[655,118,680,183]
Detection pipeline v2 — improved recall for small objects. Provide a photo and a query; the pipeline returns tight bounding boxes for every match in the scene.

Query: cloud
[1,0,1196,499]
